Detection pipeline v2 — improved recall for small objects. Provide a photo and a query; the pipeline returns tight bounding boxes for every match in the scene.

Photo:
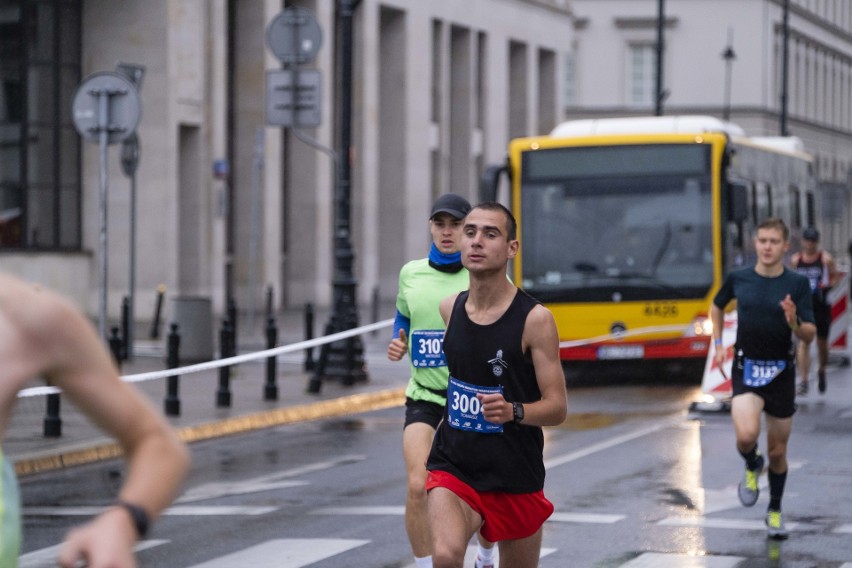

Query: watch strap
[116,500,150,538]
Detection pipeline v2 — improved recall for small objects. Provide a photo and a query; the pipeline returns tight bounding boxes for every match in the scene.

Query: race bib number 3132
[447,377,503,434]
[743,358,786,388]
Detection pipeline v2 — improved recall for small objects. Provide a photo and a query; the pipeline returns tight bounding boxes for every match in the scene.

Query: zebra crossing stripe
[311,505,405,515]
[548,512,624,524]
[19,540,168,567]
[182,539,370,568]
[619,552,745,567]
[24,505,277,516]
[657,516,801,531]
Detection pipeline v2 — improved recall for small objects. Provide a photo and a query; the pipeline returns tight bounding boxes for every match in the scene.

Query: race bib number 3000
[410,330,447,368]
[743,358,786,388]
[447,377,503,434]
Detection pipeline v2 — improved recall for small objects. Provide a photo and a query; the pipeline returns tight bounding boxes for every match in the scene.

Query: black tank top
[426,288,545,493]
[794,252,827,305]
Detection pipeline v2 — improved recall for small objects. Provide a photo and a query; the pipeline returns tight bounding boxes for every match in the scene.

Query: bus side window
[726,181,749,223]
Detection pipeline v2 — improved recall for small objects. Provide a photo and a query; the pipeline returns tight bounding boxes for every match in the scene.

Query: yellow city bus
[482,116,815,380]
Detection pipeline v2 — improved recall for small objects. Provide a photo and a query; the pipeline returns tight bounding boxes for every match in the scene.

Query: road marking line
[19,540,168,567]
[544,420,675,470]
[658,516,800,531]
[183,539,370,568]
[177,454,365,503]
[835,524,852,534]
[24,505,276,516]
[311,506,404,515]
[401,545,556,568]
[618,552,745,567]
[549,512,625,524]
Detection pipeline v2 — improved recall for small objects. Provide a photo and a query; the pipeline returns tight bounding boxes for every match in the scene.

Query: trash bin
[171,296,214,363]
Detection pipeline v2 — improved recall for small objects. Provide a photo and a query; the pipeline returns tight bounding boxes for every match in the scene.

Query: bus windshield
[518,144,714,303]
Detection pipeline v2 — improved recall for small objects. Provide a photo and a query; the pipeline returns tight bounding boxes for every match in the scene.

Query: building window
[0,0,81,250]
[628,43,656,107]
[564,50,576,106]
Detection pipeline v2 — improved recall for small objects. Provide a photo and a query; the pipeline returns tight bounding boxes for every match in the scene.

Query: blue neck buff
[428,243,464,273]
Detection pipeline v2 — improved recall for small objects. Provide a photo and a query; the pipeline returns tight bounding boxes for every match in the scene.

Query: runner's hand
[477,392,511,424]
[779,293,797,327]
[387,329,408,361]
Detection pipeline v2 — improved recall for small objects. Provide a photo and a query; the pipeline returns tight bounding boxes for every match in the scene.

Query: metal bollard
[266,285,274,319]
[216,320,233,407]
[264,315,279,400]
[43,392,62,437]
[109,326,123,370]
[371,286,380,337]
[164,323,181,416]
[303,302,315,372]
[120,296,130,361]
[149,284,166,339]
[227,297,238,352]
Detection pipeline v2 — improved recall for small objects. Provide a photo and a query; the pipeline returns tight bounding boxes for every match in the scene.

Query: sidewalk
[6,307,403,477]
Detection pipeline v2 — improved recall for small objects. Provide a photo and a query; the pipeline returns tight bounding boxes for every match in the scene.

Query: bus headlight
[685,315,713,337]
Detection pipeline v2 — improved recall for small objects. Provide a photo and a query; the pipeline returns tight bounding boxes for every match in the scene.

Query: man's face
[430,213,464,254]
[461,208,518,273]
[801,238,818,254]
[755,227,789,268]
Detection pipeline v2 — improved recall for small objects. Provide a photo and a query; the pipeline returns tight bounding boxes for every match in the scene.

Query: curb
[15,387,406,477]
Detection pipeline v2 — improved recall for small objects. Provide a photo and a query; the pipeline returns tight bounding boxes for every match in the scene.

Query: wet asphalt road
[18,365,852,567]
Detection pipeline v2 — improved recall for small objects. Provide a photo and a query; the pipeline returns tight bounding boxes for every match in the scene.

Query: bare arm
[825,252,841,288]
[520,305,568,426]
[710,303,727,376]
[10,286,189,567]
[478,305,567,427]
[438,293,460,328]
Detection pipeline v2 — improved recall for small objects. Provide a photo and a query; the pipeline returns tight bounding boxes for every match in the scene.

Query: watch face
[514,402,524,422]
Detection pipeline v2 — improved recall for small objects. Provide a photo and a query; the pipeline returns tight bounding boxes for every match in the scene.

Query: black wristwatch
[116,500,150,538]
[512,402,525,424]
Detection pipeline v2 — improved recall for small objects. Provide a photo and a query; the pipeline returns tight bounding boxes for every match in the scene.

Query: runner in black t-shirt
[711,218,815,540]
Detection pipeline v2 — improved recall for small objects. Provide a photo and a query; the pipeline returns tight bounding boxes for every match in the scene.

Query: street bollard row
[41,295,330,438]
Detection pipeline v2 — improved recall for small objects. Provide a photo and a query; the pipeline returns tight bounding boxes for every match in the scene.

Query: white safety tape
[558,324,691,349]
[17,318,395,398]
[19,319,697,398]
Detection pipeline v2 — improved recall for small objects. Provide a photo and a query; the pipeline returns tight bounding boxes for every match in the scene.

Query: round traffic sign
[266,7,322,65]
[72,71,141,145]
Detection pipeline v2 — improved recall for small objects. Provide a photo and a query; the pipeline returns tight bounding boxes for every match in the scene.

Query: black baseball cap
[802,227,820,241]
[430,193,471,220]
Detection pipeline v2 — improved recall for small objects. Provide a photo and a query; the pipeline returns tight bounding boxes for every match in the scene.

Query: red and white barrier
[827,271,849,357]
[698,310,736,402]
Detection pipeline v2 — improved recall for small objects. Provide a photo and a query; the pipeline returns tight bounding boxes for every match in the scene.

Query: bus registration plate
[597,345,644,360]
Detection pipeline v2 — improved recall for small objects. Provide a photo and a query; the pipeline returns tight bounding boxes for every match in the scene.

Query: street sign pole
[73,71,140,340]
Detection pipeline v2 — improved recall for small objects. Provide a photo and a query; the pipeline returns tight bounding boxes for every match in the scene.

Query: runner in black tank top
[427,288,545,493]
[423,203,567,567]
[791,227,839,395]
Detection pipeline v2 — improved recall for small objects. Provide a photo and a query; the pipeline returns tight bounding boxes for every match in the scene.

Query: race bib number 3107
[447,377,503,434]
[410,329,447,368]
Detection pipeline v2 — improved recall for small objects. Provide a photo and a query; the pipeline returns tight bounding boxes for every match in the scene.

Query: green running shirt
[0,450,21,568]
[395,258,469,405]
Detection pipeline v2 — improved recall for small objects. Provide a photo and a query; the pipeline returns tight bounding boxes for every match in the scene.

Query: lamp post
[721,30,736,121]
[308,0,367,393]
[780,0,791,135]
[654,0,665,116]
